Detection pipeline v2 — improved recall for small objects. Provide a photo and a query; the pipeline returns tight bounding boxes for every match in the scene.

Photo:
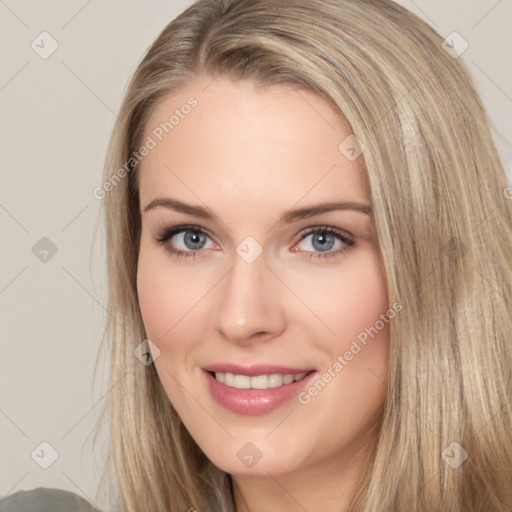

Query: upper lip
[202,363,316,376]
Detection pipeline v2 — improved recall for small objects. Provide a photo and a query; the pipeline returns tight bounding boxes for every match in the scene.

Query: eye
[154,224,355,261]
[292,226,354,260]
[154,225,217,260]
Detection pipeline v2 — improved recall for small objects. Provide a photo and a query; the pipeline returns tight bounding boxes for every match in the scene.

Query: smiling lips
[202,363,317,415]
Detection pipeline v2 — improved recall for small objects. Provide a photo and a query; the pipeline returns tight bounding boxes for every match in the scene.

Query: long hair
[91,0,512,510]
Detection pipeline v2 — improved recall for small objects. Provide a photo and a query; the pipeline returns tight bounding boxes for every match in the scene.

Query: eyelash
[153,224,355,261]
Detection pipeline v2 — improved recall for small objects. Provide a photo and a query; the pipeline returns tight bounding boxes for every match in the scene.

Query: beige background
[1,0,511,509]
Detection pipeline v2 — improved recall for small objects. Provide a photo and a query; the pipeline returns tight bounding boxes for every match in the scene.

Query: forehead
[138,77,368,213]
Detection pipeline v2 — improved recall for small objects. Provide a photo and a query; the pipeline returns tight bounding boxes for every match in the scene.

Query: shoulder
[0,487,101,511]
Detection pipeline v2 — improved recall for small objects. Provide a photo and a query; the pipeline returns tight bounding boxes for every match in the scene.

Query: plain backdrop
[1,0,511,509]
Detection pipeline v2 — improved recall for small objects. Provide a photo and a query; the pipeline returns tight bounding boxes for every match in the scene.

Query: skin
[136,76,390,512]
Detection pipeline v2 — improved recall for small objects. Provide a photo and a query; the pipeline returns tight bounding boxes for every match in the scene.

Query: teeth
[233,374,251,389]
[213,371,309,390]
[282,374,294,384]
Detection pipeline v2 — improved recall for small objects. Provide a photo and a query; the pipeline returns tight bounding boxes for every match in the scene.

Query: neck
[232,437,375,512]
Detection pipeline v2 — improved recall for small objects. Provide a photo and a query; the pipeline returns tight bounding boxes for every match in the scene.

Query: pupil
[313,233,334,252]
[185,231,206,250]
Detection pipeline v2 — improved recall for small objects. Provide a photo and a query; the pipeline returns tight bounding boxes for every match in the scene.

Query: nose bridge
[214,250,286,343]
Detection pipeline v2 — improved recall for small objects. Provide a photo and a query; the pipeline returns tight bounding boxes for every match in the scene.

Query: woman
[4,0,511,510]
[95,0,512,510]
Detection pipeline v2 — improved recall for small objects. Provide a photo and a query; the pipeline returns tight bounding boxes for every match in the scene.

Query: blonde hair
[92,0,512,510]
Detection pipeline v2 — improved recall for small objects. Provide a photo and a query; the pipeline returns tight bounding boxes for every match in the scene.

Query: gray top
[0,487,100,511]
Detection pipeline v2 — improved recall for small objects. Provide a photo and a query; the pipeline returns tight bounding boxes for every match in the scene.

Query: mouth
[202,367,318,415]
[206,370,315,390]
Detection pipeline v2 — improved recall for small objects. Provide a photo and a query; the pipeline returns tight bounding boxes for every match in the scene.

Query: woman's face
[136,77,390,479]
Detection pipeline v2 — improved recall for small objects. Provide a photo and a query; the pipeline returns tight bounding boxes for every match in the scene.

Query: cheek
[136,258,172,341]
[305,250,390,394]
[340,257,389,340]
[293,250,388,343]
[136,249,197,405]
[136,244,209,341]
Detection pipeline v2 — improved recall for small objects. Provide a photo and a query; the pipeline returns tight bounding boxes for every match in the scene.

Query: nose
[213,251,287,345]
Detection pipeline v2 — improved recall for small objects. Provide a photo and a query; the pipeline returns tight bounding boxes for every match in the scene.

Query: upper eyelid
[299,225,354,241]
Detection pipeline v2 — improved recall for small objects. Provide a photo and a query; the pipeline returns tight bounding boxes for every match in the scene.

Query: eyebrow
[143,197,372,223]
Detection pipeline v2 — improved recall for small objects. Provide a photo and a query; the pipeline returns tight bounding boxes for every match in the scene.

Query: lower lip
[202,369,317,415]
